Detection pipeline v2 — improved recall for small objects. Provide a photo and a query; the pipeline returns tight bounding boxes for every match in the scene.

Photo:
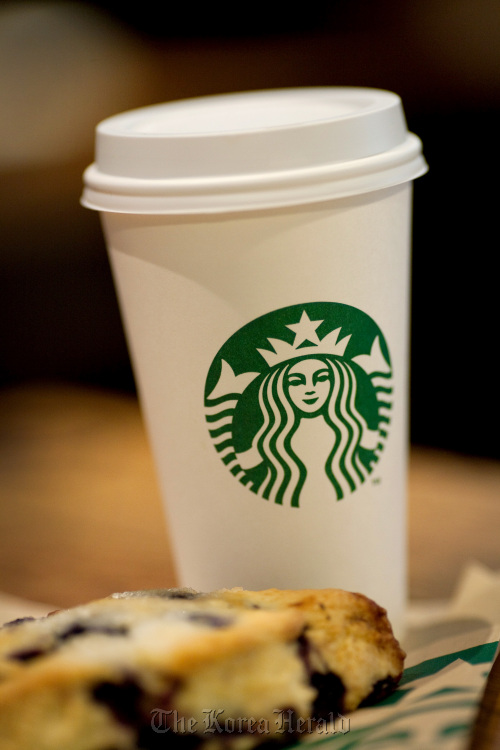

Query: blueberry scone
[0,588,404,749]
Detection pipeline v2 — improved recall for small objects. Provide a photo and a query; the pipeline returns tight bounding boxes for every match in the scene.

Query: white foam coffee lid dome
[82,87,427,214]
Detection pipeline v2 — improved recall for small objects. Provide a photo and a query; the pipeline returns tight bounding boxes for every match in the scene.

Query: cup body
[83,88,427,632]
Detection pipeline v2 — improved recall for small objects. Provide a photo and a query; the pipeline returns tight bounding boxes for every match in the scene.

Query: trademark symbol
[372,477,381,485]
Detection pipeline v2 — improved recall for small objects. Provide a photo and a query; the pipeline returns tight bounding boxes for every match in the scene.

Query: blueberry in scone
[0,588,404,749]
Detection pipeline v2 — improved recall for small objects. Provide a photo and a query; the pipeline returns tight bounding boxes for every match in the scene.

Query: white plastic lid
[81,87,427,215]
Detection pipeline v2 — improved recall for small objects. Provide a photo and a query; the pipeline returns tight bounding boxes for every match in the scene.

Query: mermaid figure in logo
[236,353,380,507]
[206,310,390,507]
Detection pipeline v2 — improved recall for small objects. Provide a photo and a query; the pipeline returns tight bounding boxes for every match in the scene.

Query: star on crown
[257,311,351,367]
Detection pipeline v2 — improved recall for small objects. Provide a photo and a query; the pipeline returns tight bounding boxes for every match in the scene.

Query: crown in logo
[257,310,351,367]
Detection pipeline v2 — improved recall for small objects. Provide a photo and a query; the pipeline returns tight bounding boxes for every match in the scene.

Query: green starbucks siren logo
[204,302,392,507]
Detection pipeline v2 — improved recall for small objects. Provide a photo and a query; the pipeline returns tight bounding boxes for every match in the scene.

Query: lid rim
[82,154,428,215]
[84,133,424,195]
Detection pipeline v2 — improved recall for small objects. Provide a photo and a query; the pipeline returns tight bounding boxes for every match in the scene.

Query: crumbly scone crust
[0,587,404,749]
[212,587,405,712]
[0,595,312,750]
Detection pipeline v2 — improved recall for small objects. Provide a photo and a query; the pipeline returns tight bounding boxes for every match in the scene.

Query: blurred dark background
[1,0,499,459]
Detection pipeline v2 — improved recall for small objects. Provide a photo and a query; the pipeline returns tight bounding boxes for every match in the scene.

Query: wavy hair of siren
[252,356,373,507]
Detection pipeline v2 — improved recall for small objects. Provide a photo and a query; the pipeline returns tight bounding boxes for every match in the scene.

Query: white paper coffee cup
[82,87,427,632]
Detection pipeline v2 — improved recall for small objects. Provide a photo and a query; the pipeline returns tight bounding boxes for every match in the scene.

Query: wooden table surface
[1,383,499,609]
